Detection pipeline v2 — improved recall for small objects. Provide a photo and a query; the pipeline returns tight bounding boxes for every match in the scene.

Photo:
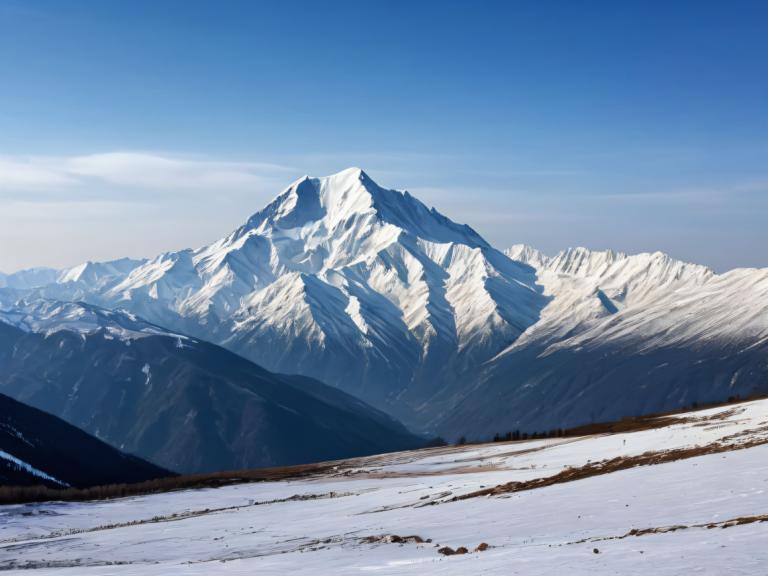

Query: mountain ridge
[0,390,170,488]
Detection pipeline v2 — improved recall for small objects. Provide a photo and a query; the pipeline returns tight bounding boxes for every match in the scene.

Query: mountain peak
[243,167,375,232]
[330,166,367,178]
[506,244,550,268]
[241,168,488,251]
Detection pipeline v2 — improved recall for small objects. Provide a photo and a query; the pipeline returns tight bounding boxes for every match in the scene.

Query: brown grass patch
[0,460,341,506]
[452,434,768,502]
[3,395,764,506]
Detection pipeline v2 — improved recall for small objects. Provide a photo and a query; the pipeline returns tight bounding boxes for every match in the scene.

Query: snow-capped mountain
[500,244,767,354]
[0,267,59,290]
[501,244,716,346]
[0,259,145,313]
[7,168,546,425]
[2,168,768,438]
[432,246,768,438]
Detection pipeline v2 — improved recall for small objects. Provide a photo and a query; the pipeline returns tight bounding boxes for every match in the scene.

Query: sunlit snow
[2,399,767,574]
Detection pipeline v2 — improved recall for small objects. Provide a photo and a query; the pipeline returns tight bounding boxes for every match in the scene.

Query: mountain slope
[0,391,170,488]
[431,247,768,438]
[0,267,59,290]
[0,301,423,474]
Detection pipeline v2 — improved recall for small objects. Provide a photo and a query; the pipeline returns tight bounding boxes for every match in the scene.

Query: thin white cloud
[0,157,79,190]
[0,152,295,195]
[0,151,303,272]
[1,199,145,220]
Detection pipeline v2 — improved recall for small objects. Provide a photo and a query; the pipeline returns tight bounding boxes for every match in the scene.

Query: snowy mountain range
[0,301,422,473]
[438,245,768,437]
[2,167,767,438]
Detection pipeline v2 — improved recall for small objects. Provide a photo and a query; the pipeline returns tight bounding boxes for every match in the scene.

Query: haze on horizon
[1,0,767,274]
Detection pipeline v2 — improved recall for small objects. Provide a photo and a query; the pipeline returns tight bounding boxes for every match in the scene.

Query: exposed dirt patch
[361,534,428,545]
[438,545,468,556]
[361,534,492,557]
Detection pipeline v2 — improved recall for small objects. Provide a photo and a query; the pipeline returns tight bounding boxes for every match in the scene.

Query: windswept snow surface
[2,399,768,575]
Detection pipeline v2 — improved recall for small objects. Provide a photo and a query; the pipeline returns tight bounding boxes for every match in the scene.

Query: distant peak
[505,244,550,268]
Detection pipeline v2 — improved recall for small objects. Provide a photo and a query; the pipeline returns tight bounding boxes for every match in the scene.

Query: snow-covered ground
[2,399,768,575]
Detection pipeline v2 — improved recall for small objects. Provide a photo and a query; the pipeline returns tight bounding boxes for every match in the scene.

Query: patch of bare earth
[360,534,492,557]
[361,534,429,545]
[565,513,768,546]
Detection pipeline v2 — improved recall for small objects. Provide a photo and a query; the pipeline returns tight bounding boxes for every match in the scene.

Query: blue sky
[1,0,766,272]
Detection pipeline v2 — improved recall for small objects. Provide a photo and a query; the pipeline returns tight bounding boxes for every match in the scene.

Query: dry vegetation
[453,432,768,502]
[493,395,761,442]
[565,513,768,547]
[0,461,339,505]
[2,394,764,506]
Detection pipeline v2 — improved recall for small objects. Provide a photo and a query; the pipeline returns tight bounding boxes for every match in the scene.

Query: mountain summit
[244,168,488,251]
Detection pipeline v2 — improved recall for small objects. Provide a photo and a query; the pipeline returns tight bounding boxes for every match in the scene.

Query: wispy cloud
[0,152,295,198]
[0,157,79,190]
[0,152,304,272]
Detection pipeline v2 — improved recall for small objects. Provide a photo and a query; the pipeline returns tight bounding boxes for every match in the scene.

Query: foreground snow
[2,399,768,574]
